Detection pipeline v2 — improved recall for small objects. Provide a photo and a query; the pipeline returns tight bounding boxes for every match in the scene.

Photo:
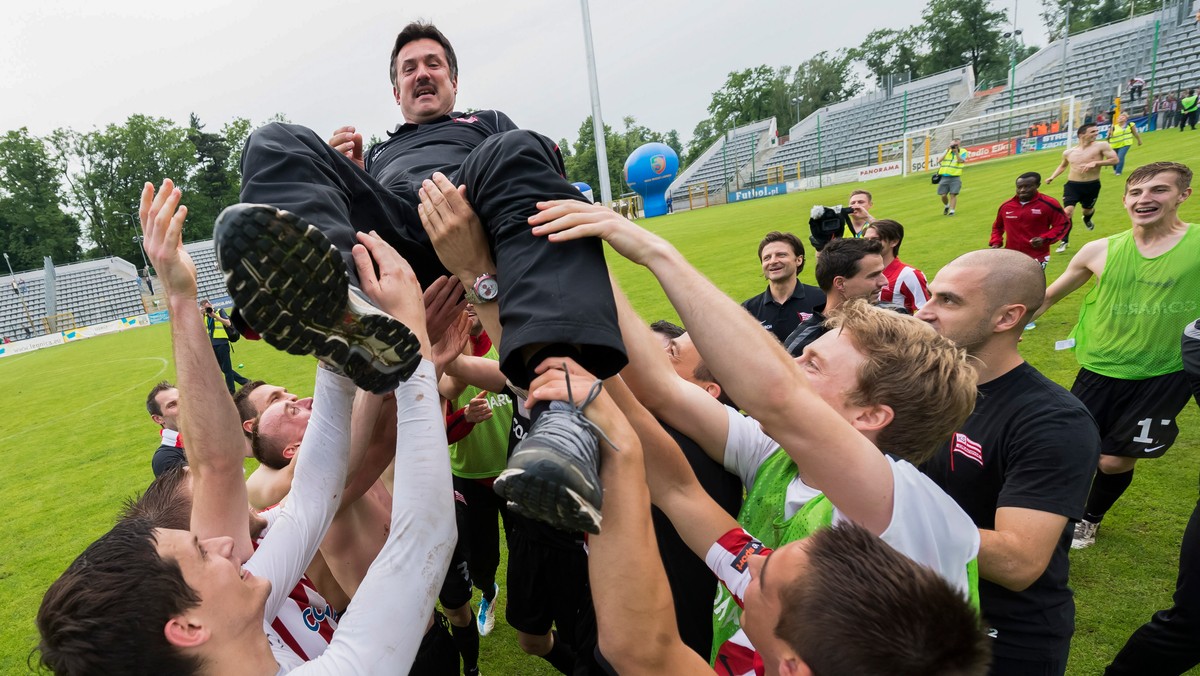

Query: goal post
[876,138,906,165]
[903,95,1081,175]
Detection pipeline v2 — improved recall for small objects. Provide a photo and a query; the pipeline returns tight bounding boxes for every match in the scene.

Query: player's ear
[282,442,300,461]
[853,403,893,435]
[242,419,254,435]
[994,303,1027,334]
[164,614,210,649]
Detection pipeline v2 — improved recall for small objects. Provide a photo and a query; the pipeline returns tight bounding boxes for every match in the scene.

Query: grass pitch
[2,128,1199,674]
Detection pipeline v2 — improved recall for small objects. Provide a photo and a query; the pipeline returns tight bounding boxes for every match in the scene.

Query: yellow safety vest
[207,312,229,340]
[1182,95,1199,114]
[1108,123,1134,149]
[938,149,967,177]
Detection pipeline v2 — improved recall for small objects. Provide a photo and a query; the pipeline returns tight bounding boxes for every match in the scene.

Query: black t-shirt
[651,423,743,658]
[921,362,1099,658]
[365,110,519,196]
[741,282,825,343]
[782,306,828,357]
[152,443,187,478]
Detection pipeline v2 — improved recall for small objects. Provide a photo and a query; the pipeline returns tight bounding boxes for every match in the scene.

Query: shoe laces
[531,365,619,457]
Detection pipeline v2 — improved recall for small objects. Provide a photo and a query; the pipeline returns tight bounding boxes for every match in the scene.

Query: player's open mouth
[414,87,436,99]
[1133,206,1157,214]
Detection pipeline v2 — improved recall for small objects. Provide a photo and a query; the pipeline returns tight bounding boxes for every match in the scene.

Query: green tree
[792,50,863,117]
[52,115,198,262]
[1039,0,1160,39]
[0,129,81,270]
[185,113,238,236]
[564,116,678,196]
[707,65,790,133]
[685,118,719,166]
[853,28,924,86]
[919,0,1008,81]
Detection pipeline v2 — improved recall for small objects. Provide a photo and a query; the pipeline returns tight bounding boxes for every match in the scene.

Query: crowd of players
[32,20,1200,676]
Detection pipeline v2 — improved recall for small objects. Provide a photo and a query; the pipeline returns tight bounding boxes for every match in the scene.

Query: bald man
[917,249,1100,676]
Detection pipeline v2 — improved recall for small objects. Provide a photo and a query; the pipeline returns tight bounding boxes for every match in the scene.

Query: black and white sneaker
[494,376,607,534]
[214,204,421,393]
[1084,216,1095,230]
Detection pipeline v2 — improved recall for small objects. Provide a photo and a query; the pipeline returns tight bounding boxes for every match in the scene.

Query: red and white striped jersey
[706,528,771,676]
[879,257,930,313]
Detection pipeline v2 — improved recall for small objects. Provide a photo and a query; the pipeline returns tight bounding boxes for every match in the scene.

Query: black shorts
[1062,180,1101,209]
[438,491,473,610]
[1185,319,1200,402]
[411,611,459,676]
[1070,368,1192,458]
[504,522,592,638]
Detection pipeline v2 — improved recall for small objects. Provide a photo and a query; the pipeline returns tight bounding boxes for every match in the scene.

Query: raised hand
[329,126,365,170]
[528,199,667,267]
[431,311,471,374]
[464,392,494,423]
[417,172,493,279]
[138,179,197,299]
[423,275,466,347]
[352,231,428,349]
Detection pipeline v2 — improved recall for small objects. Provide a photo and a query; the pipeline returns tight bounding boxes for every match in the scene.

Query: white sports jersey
[255,508,337,661]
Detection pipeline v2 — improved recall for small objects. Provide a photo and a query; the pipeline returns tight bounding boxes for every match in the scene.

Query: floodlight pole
[1059,4,1070,99]
[579,0,613,207]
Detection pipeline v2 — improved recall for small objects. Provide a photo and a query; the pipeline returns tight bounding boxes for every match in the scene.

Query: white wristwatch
[464,273,499,304]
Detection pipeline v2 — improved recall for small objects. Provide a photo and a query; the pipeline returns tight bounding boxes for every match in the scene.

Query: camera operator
[201,299,250,395]
[847,189,875,237]
[741,231,825,343]
[936,138,968,216]
[807,204,854,252]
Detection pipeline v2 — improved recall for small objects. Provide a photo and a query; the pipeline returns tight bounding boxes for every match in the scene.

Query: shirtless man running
[1046,122,1119,252]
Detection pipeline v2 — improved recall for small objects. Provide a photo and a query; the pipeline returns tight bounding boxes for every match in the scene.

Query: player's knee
[1099,455,1137,473]
[517,630,553,655]
[444,603,473,627]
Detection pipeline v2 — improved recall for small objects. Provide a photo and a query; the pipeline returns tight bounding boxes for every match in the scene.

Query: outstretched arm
[603,373,741,556]
[294,225,455,674]
[418,172,502,345]
[526,359,711,676]
[139,180,255,561]
[1032,239,1104,320]
[1046,154,1070,183]
[529,200,897,534]
[610,278,733,464]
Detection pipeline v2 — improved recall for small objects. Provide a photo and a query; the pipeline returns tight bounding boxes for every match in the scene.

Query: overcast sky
[0,1,1046,149]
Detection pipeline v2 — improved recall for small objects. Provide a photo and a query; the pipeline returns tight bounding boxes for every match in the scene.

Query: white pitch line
[0,356,169,443]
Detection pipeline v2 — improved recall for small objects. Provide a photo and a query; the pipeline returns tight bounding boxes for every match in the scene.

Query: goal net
[903,95,1082,175]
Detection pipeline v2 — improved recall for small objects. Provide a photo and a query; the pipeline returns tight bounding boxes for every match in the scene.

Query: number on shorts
[1133,418,1172,444]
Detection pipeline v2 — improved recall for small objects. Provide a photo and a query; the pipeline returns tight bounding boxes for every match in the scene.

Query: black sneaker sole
[494,448,602,534]
[214,204,421,393]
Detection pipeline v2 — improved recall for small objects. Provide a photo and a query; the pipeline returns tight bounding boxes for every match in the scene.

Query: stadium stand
[751,66,973,185]
[668,118,776,205]
[981,12,1161,120]
[1147,15,1200,100]
[0,258,145,340]
[183,239,230,303]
